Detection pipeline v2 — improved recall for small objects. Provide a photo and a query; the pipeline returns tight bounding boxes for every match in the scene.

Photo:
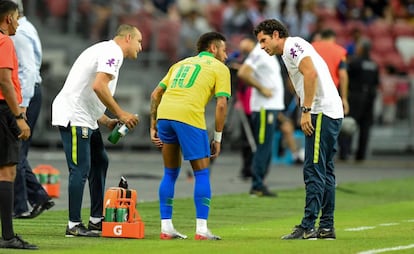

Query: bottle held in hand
[108,123,129,144]
[107,114,138,144]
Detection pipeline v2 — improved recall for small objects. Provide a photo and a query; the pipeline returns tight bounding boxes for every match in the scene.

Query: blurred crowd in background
[17,0,414,153]
[30,0,414,125]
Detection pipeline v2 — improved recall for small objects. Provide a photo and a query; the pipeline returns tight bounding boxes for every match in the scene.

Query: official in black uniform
[341,40,379,161]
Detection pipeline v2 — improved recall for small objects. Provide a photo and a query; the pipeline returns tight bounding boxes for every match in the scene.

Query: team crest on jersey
[81,127,88,139]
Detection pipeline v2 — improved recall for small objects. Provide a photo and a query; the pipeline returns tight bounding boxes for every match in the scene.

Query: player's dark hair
[320,29,336,39]
[0,0,18,20]
[254,19,289,38]
[197,32,226,53]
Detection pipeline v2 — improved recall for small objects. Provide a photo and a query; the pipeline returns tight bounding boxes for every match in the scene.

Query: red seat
[392,20,414,38]
[204,3,226,33]
[118,10,154,51]
[155,18,181,63]
[47,0,69,17]
[367,20,392,39]
[371,36,395,55]
[345,20,367,35]
[321,19,344,34]
[384,51,408,73]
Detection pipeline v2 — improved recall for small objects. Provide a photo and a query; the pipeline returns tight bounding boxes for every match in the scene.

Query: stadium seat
[383,51,408,74]
[392,20,414,38]
[118,10,154,51]
[367,20,392,39]
[47,0,69,17]
[204,3,226,33]
[371,36,395,55]
[155,18,181,63]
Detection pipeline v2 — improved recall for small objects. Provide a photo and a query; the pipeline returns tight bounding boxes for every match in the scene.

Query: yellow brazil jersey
[157,51,231,130]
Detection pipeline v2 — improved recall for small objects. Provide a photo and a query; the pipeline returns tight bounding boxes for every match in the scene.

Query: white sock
[68,221,80,229]
[161,219,174,232]
[89,216,102,224]
[196,218,207,233]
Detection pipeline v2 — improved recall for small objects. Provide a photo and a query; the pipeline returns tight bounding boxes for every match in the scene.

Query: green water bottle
[116,207,128,222]
[107,114,138,144]
[107,123,129,144]
[104,207,116,222]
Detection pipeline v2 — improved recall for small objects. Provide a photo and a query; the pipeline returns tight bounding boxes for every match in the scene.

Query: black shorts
[0,101,20,167]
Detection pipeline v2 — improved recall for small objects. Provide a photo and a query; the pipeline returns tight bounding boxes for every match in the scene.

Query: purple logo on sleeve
[290,48,297,58]
[289,43,305,59]
[106,58,115,67]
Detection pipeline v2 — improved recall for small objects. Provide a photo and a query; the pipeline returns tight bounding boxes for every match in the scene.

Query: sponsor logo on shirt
[106,58,120,73]
[106,58,115,67]
[290,42,304,59]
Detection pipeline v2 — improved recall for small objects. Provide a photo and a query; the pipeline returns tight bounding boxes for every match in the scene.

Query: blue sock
[193,168,211,219]
[159,167,180,219]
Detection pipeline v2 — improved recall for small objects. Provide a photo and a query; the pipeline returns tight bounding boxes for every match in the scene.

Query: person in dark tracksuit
[340,40,379,161]
[254,19,343,239]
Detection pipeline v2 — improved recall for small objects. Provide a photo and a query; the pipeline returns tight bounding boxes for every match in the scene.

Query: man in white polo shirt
[254,19,343,240]
[52,24,141,237]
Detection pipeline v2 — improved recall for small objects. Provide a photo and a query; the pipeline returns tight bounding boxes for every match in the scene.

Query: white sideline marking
[378,223,399,226]
[357,244,414,254]
[344,226,376,231]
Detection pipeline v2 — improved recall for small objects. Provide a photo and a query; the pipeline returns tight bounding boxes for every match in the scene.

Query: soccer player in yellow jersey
[150,32,231,240]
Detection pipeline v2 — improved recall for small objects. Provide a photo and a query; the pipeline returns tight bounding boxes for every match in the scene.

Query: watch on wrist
[15,112,25,119]
[301,106,311,113]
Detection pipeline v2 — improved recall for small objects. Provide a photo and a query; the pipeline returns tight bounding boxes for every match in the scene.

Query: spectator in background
[280,0,316,41]
[90,0,112,42]
[237,37,285,197]
[178,6,211,60]
[312,29,349,115]
[345,27,367,57]
[249,0,278,26]
[341,39,379,161]
[11,0,55,219]
[0,0,37,249]
[227,37,256,180]
[222,0,254,38]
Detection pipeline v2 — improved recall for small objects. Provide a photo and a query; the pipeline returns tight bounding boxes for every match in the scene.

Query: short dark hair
[196,32,226,53]
[320,29,336,39]
[253,19,289,38]
[0,0,18,20]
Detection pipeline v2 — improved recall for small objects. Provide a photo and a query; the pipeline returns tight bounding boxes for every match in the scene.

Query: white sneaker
[195,229,221,240]
[160,229,188,240]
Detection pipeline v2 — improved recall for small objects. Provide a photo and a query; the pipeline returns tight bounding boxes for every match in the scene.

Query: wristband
[214,131,222,143]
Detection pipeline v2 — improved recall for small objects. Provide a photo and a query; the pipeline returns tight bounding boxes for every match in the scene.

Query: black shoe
[65,223,100,237]
[13,211,32,219]
[250,187,277,197]
[317,227,336,239]
[88,220,102,232]
[281,225,317,240]
[0,235,38,250]
[30,200,55,219]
